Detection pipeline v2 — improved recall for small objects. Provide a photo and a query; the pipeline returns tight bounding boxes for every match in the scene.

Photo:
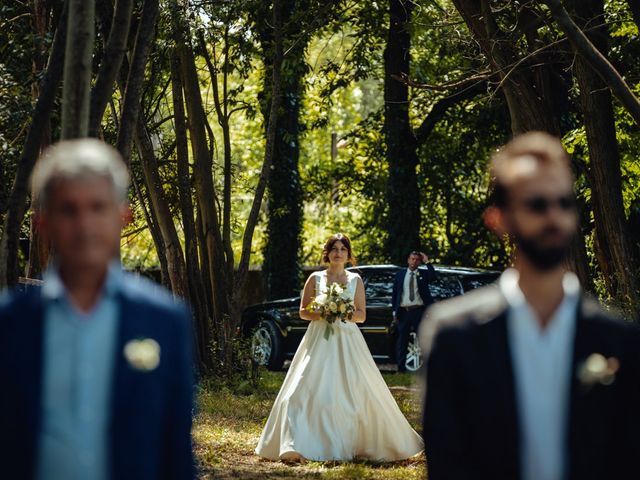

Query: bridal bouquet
[307,282,355,340]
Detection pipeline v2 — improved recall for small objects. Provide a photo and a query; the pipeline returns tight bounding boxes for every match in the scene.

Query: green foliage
[299,0,513,267]
[417,98,510,268]
[2,0,518,279]
[300,24,388,263]
[8,0,640,309]
[0,2,46,213]
[560,0,640,309]
[0,64,27,212]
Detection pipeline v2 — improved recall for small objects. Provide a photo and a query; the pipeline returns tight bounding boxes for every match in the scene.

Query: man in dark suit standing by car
[0,139,195,480]
[421,132,640,480]
[392,251,436,372]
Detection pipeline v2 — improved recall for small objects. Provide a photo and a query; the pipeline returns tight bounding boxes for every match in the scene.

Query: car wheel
[405,332,423,372]
[251,319,284,371]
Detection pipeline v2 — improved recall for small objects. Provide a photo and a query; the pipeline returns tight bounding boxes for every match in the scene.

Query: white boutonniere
[124,338,161,372]
[577,353,619,387]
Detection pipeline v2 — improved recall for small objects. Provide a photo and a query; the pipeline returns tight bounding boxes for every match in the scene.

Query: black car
[240,264,500,372]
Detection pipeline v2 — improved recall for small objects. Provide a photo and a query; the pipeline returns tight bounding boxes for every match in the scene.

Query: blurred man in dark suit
[0,139,195,480]
[420,132,640,480]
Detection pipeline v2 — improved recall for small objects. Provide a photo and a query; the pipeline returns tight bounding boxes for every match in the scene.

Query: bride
[255,233,423,462]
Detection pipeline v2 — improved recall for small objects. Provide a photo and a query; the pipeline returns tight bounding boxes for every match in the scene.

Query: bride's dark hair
[321,233,357,265]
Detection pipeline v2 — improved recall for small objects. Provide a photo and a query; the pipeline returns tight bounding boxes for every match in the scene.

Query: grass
[193,370,426,479]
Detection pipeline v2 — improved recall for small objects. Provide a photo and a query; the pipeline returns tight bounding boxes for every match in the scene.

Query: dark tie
[409,271,415,302]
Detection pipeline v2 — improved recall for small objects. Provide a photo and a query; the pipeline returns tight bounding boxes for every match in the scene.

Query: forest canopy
[1,0,640,371]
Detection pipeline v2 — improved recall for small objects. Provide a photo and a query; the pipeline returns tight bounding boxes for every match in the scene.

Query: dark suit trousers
[396,306,425,371]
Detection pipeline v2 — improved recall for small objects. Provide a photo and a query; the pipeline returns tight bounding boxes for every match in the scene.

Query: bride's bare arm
[352,277,366,323]
[299,274,322,321]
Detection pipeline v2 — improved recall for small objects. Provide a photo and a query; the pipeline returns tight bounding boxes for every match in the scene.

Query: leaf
[323,324,332,340]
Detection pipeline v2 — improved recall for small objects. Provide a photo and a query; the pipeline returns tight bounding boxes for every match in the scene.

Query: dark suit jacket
[392,264,437,316]
[420,284,640,480]
[0,275,195,480]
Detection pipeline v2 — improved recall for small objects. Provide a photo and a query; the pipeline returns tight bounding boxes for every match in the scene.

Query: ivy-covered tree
[253,0,341,299]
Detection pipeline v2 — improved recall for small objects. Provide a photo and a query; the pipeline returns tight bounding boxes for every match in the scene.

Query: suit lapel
[569,298,590,412]
[567,297,598,474]
[399,269,407,291]
[482,312,520,471]
[396,270,406,304]
[416,269,432,303]
[109,294,146,450]
[16,290,45,469]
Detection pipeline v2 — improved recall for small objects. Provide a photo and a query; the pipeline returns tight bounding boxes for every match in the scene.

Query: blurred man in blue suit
[0,139,195,480]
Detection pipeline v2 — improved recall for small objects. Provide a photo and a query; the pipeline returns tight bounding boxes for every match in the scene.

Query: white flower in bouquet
[315,293,328,304]
[306,281,356,340]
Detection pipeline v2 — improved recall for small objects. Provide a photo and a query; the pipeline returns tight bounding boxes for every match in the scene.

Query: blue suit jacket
[392,264,437,315]
[0,274,195,480]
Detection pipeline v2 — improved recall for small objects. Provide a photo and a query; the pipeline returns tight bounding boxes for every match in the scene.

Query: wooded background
[1,0,640,373]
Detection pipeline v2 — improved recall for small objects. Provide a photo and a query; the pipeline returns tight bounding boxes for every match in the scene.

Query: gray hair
[31,138,130,210]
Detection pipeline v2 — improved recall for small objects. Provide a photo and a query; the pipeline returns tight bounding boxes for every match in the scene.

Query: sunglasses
[521,195,576,214]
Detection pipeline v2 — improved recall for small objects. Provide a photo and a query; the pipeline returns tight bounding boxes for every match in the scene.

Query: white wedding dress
[255,270,424,462]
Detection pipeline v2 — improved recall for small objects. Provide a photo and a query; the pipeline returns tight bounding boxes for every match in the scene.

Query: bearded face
[489,161,578,271]
[511,219,575,271]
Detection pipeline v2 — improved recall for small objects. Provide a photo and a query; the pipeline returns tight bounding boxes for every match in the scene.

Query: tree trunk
[262,84,304,299]
[0,2,68,288]
[570,204,594,294]
[384,0,421,264]
[452,0,562,135]
[451,0,594,290]
[196,208,216,344]
[106,96,170,288]
[99,1,181,295]
[543,0,640,128]
[172,0,283,370]
[89,0,135,136]
[115,0,159,163]
[172,51,212,370]
[235,0,284,299]
[130,173,170,288]
[260,0,305,299]
[227,0,284,372]
[26,0,54,278]
[199,29,235,278]
[134,116,189,298]
[173,3,230,348]
[61,0,94,139]
[569,0,640,312]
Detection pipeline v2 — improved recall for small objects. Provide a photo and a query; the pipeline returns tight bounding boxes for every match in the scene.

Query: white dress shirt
[501,268,580,480]
[400,268,423,307]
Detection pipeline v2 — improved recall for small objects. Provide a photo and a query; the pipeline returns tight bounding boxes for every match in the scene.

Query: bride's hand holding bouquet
[307,282,355,340]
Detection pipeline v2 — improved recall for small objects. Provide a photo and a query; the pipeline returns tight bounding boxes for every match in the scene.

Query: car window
[430,273,463,301]
[460,274,499,292]
[365,271,396,299]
